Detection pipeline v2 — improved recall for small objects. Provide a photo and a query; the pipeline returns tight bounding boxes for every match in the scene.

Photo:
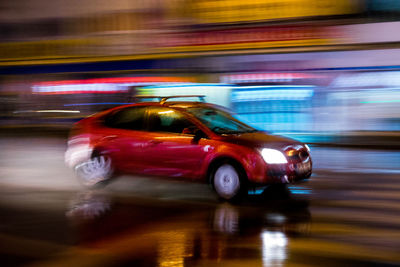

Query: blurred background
[1,2,400,266]
[1,0,399,146]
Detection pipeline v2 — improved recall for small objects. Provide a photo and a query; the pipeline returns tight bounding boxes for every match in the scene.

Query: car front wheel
[212,163,243,201]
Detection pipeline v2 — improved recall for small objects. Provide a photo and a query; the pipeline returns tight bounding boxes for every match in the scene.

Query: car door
[141,106,209,178]
[100,106,150,173]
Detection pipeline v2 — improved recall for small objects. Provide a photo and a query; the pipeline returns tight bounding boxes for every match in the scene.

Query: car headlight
[304,144,310,152]
[261,148,288,164]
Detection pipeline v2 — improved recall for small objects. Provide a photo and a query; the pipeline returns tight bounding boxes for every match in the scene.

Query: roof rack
[131,95,163,102]
[160,95,205,105]
[133,95,206,105]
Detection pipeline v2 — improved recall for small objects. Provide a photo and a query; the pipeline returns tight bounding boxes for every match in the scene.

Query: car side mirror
[193,129,207,143]
[182,127,196,135]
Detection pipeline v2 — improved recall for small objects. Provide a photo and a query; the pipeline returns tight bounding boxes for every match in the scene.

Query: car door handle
[148,140,163,145]
[102,135,118,141]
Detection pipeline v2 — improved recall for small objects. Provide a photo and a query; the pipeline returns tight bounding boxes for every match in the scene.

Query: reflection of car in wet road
[65,96,312,200]
[66,188,311,267]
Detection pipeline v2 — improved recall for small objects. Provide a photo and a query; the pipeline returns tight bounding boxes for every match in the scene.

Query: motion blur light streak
[157,231,187,267]
[360,100,400,104]
[1,0,400,266]
[32,76,194,95]
[331,71,400,88]
[232,87,315,101]
[248,189,266,195]
[32,83,128,94]
[64,103,128,106]
[36,110,80,113]
[305,144,310,152]
[287,185,312,195]
[221,73,321,83]
[262,231,288,267]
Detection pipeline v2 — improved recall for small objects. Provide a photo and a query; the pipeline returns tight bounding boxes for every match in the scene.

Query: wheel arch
[206,156,248,186]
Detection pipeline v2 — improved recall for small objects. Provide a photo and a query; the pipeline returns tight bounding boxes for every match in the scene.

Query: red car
[65,96,312,200]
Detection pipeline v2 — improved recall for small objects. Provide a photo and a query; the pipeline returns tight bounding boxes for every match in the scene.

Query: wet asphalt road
[1,136,400,267]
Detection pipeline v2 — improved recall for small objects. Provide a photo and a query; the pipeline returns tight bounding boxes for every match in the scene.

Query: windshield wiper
[246,129,259,133]
[218,129,256,134]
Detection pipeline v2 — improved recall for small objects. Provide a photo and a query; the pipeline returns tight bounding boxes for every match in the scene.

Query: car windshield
[186,106,257,134]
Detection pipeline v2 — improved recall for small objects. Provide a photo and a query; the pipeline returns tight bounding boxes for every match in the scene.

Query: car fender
[201,144,265,183]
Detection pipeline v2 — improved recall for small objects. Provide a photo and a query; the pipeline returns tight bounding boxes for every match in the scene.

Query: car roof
[164,101,214,108]
[97,101,232,118]
[118,101,217,109]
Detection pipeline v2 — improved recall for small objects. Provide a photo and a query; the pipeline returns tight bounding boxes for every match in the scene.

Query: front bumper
[265,159,312,184]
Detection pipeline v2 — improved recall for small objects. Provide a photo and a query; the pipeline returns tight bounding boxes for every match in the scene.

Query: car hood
[219,131,303,150]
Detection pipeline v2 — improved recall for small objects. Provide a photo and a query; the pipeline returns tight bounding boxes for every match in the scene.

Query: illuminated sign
[157,25,338,53]
[1,25,339,63]
[232,86,315,102]
[32,77,194,95]
[186,0,360,24]
[331,71,400,88]
[161,26,329,47]
[221,73,321,84]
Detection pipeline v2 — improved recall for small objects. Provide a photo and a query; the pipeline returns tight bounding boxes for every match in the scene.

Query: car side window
[148,107,196,134]
[104,106,146,131]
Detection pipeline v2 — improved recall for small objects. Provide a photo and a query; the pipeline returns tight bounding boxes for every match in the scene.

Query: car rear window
[147,107,195,134]
[104,106,146,131]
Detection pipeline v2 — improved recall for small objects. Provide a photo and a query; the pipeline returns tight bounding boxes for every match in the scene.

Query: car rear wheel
[75,153,113,187]
[212,163,243,201]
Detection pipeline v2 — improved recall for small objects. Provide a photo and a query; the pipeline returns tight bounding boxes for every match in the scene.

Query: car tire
[74,152,113,188]
[212,162,246,201]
